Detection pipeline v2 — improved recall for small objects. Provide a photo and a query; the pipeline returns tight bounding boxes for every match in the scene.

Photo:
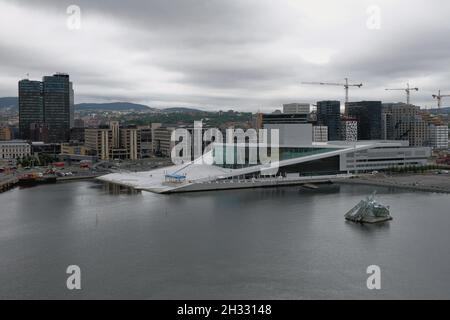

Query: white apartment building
[283,103,310,114]
[312,126,328,143]
[428,125,449,149]
[0,140,31,160]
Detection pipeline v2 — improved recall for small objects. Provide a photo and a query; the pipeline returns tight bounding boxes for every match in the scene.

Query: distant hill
[162,107,203,113]
[427,107,450,114]
[0,97,206,114]
[0,97,18,109]
[75,102,156,112]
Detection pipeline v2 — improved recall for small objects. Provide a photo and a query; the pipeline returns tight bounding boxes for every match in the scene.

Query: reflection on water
[96,182,142,195]
[344,219,391,234]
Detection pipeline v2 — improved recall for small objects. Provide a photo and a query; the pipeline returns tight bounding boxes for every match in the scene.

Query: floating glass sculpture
[345,191,392,223]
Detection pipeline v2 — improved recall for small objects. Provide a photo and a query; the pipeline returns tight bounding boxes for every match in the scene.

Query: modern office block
[18,79,43,140]
[43,73,74,143]
[19,73,74,143]
[316,101,341,141]
[345,101,382,140]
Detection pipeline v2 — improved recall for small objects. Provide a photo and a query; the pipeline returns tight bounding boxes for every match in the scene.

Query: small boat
[18,173,57,187]
[345,191,392,224]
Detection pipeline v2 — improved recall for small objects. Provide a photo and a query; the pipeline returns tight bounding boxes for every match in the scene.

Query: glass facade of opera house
[211,143,432,176]
[212,145,340,169]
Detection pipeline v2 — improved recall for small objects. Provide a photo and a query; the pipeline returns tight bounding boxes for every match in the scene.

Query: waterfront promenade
[340,173,450,193]
[0,174,18,193]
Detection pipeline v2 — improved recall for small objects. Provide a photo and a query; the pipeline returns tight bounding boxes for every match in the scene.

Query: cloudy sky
[1,0,450,111]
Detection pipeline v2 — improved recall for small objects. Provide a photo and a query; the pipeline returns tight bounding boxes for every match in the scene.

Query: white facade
[98,140,432,193]
[312,126,328,142]
[340,146,431,172]
[428,125,448,149]
[0,140,31,160]
[283,103,310,114]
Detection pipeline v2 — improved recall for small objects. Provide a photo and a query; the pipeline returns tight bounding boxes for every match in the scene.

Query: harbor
[0,170,104,193]
[1,181,450,299]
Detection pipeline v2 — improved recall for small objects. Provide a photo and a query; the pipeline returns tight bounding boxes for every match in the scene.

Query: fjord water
[0,181,449,299]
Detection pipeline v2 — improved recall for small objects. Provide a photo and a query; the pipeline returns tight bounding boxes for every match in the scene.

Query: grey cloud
[2,0,450,109]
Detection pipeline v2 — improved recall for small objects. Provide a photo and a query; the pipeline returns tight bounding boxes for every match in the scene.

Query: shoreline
[0,174,103,193]
[0,176,18,193]
[2,172,450,194]
[56,174,103,182]
[339,173,450,194]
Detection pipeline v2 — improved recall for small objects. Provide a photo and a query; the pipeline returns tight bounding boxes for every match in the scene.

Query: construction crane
[302,78,363,103]
[385,83,418,105]
[432,90,450,109]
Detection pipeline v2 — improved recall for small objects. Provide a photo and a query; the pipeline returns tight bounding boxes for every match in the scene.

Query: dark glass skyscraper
[345,101,382,140]
[19,73,74,143]
[316,100,341,141]
[43,73,74,142]
[18,79,44,140]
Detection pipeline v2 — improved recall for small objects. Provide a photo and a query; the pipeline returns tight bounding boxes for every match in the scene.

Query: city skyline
[1,1,450,303]
[2,0,450,111]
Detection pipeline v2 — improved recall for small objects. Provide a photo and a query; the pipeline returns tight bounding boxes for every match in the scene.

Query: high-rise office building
[19,73,74,143]
[345,101,382,140]
[382,103,428,147]
[316,101,341,141]
[18,79,44,140]
[43,73,74,142]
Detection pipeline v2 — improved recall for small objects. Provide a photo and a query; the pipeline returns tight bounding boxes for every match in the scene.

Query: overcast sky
[1,0,450,111]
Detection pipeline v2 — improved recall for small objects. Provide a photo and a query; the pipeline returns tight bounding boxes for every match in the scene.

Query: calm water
[0,181,449,299]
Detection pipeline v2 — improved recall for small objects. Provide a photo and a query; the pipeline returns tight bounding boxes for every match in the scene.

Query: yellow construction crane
[302,78,363,103]
[385,83,418,105]
[432,90,450,109]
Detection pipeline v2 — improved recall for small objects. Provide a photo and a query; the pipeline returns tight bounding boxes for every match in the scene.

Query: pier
[0,176,18,193]
[158,174,353,193]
